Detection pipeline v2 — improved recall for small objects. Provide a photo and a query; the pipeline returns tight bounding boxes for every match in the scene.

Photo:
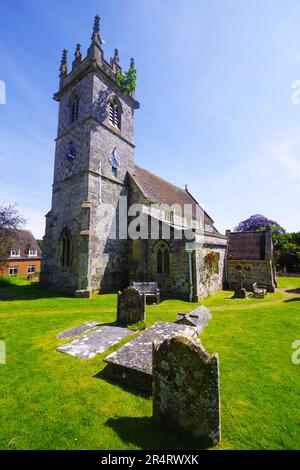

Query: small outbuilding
[225,228,277,293]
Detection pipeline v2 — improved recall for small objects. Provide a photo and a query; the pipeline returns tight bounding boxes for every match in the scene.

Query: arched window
[60,228,72,267]
[156,242,170,275]
[157,249,163,274]
[109,97,121,130]
[69,93,79,124]
[164,249,170,274]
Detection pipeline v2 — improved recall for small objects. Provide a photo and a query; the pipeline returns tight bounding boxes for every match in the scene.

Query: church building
[40,15,227,300]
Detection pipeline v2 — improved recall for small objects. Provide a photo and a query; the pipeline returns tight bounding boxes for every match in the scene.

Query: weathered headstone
[175,305,212,333]
[153,335,221,446]
[117,286,146,325]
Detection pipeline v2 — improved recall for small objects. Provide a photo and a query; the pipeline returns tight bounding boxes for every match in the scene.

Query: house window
[9,266,18,276]
[112,166,118,178]
[156,242,170,275]
[109,98,121,130]
[28,250,37,257]
[60,228,72,267]
[69,93,79,124]
[27,266,35,274]
[10,250,20,257]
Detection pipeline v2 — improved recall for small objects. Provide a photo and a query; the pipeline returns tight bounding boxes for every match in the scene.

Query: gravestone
[57,324,133,359]
[153,335,221,446]
[117,286,146,325]
[104,322,197,394]
[233,271,247,299]
[57,321,102,340]
[175,305,211,333]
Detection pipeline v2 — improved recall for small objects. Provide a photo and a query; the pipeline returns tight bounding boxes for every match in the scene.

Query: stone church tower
[40,16,139,295]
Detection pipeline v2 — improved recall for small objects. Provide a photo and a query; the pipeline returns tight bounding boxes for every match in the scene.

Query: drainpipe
[187,249,194,302]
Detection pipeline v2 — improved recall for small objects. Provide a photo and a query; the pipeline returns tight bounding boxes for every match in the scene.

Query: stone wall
[88,176,130,293]
[40,172,90,292]
[194,242,227,300]
[227,259,276,292]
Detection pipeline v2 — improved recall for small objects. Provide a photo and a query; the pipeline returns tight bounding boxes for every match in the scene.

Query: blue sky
[0,0,300,238]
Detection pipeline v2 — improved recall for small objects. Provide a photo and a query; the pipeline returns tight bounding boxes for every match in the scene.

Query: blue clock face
[108,148,120,169]
[65,146,76,166]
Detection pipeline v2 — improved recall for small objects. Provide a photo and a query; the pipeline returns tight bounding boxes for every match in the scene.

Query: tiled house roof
[227,231,267,260]
[0,228,42,259]
[131,164,215,225]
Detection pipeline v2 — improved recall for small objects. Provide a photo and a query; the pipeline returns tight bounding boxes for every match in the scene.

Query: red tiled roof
[227,231,266,260]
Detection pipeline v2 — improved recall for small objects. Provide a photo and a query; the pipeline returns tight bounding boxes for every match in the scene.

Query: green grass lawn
[0,277,299,450]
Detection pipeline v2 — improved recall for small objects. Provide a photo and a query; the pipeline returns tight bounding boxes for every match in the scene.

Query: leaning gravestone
[175,305,212,334]
[117,286,146,325]
[153,335,221,446]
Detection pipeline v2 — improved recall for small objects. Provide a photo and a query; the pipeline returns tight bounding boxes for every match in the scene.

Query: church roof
[227,231,267,260]
[131,164,214,224]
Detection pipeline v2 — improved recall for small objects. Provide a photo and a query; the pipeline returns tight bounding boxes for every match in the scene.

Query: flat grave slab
[57,321,102,340]
[57,324,133,359]
[103,322,198,393]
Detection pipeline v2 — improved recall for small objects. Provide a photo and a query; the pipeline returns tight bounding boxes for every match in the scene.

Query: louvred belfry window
[109,98,121,130]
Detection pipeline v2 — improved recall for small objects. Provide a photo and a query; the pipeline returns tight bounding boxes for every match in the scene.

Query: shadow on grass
[105,416,211,450]
[0,283,73,301]
[285,288,300,295]
[284,298,300,303]
[94,367,152,399]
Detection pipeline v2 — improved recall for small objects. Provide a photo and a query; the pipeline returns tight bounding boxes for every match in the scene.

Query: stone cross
[153,335,221,446]
[235,271,246,289]
[117,286,146,325]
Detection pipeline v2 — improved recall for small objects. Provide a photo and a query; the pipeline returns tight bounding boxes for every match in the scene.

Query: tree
[115,60,137,97]
[36,239,44,251]
[234,214,285,234]
[273,232,300,273]
[0,204,26,258]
